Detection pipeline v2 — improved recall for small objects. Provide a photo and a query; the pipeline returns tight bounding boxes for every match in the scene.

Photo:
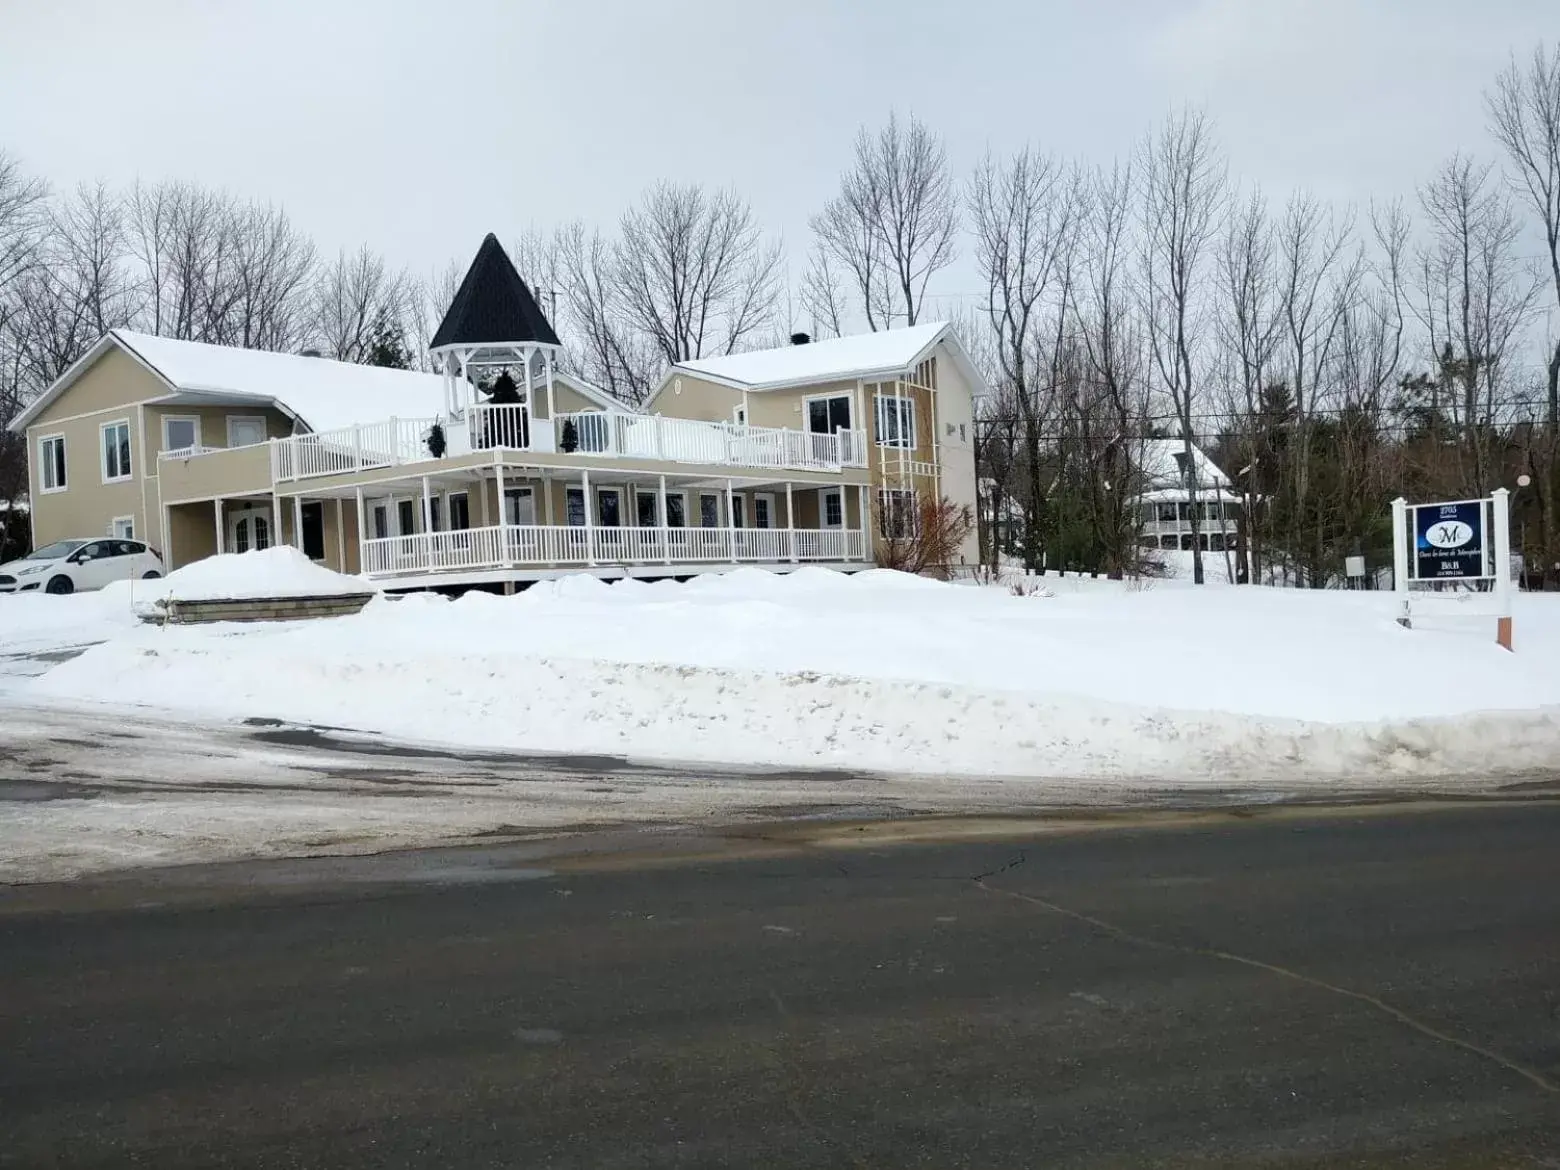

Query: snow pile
[156,547,374,601]
[27,568,1560,781]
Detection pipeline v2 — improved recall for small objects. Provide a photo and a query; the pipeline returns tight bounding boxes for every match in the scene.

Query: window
[753,494,773,530]
[806,395,852,436]
[699,493,719,528]
[823,489,843,528]
[596,489,622,527]
[397,499,416,536]
[505,488,535,526]
[227,416,268,448]
[112,540,144,556]
[301,502,325,560]
[111,516,135,540]
[636,491,659,527]
[162,415,201,454]
[101,420,132,482]
[1156,502,1179,524]
[429,497,442,533]
[733,405,747,426]
[731,496,745,528]
[566,488,586,526]
[372,505,389,540]
[666,494,686,528]
[448,492,469,531]
[38,435,66,492]
[874,395,915,448]
[878,490,916,539]
[252,514,271,550]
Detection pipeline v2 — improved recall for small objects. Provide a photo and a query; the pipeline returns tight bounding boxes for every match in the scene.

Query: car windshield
[25,540,90,560]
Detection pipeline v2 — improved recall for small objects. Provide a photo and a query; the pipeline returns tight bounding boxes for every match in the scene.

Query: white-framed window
[733,404,748,426]
[699,493,720,528]
[448,491,469,531]
[505,487,536,526]
[37,434,66,493]
[805,394,852,435]
[100,419,132,483]
[227,415,268,448]
[874,395,915,448]
[162,415,201,454]
[731,495,746,528]
[822,489,843,528]
[752,493,775,530]
[878,489,917,539]
[110,515,135,540]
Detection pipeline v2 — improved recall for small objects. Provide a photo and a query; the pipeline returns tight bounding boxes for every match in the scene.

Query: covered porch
[282,459,874,587]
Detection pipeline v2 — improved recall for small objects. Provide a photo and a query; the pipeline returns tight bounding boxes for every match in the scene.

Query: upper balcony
[271,404,868,483]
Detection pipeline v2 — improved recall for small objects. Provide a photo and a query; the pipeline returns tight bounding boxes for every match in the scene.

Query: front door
[228,506,273,553]
[504,487,536,526]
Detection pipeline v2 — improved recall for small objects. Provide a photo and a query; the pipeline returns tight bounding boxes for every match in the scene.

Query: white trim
[752,491,776,530]
[109,514,136,540]
[23,399,166,432]
[873,393,916,449]
[821,487,844,529]
[37,433,67,494]
[698,491,721,528]
[99,417,134,484]
[802,391,854,434]
[6,331,175,434]
[161,413,202,455]
[226,414,269,448]
[591,483,625,527]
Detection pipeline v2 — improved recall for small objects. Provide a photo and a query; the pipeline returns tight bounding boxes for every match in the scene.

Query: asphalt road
[3,802,1559,1168]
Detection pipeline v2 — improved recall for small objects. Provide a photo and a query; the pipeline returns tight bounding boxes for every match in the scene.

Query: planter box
[147,593,376,625]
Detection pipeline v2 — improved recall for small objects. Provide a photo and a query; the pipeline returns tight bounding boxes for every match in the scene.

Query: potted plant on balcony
[426,421,447,458]
[559,417,579,453]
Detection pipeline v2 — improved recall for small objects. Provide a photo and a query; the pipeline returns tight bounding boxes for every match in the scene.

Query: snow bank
[157,546,374,601]
[28,567,1560,780]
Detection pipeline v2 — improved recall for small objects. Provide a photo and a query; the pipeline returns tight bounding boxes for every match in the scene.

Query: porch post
[479,472,490,527]
[543,476,554,526]
[785,482,796,564]
[335,498,346,572]
[421,475,433,570]
[582,468,595,566]
[214,497,225,554]
[544,350,556,421]
[495,455,511,568]
[858,483,871,563]
[270,493,281,551]
[659,473,670,565]
[162,504,173,568]
[293,495,305,554]
[726,478,737,563]
[354,486,366,575]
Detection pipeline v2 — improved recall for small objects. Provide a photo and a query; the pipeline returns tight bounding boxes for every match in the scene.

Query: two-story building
[9,234,983,590]
[1135,439,1240,552]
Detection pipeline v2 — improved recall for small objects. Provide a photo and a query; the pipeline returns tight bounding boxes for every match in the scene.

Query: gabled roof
[1137,439,1232,491]
[431,233,561,351]
[654,322,955,399]
[8,330,446,435]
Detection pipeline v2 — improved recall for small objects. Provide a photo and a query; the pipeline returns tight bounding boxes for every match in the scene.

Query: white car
[0,538,165,596]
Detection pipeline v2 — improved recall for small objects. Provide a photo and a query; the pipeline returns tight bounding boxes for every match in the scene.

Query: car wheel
[142,571,161,579]
[45,575,74,595]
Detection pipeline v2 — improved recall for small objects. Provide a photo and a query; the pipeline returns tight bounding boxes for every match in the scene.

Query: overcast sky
[1,0,1553,317]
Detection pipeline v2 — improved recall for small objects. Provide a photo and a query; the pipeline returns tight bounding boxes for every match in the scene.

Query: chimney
[790,331,811,346]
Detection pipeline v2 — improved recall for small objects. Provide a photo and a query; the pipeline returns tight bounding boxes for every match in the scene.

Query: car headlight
[16,564,48,576]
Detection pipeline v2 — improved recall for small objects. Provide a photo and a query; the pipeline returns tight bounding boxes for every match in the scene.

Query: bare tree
[798,244,851,340]
[968,145,1083,568]
[614,182,782,366]
[1413,154,1541,495]
[0,153,46,300]
[309,245,411,363]
[1488,42,1560,584]
[1139,107,1226,584]
[812,113,958,330]
[556,221,659,403]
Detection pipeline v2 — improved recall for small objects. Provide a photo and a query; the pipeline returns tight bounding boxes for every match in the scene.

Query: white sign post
[1392,488,1513,650]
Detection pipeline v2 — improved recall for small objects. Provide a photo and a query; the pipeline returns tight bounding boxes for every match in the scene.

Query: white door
[504,487,536,526]
[821,489,843,529]
[228,507,273,553]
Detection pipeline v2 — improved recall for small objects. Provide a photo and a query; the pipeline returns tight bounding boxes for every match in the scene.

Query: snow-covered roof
[653,322,960,398]
[8,331,447,435]
[1137,439,1232,492]
[114,331,445,433]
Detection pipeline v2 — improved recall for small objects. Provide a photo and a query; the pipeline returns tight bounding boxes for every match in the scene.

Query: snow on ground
[21,567,1560,780]
[158,546,374,601]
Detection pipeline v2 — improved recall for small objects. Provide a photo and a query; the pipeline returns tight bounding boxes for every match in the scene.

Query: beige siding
[30,347,165,425]
[167,501,218,569]
[27,412,146,548]
[143,403,293,462]
[159,443,274,502]
[928,344,980,564]
[742,379,860,432]
[653,373,741,424]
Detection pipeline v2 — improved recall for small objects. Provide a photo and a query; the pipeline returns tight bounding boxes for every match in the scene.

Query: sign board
[1412,501,1487,581]
[1344,555,1366,578]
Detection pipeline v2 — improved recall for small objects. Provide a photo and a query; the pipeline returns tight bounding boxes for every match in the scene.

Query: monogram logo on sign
[1426,521,1474,549]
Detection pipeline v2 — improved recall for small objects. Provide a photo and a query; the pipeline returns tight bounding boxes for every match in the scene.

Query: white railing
[157,444,224,461]
[552,411,866,472]
[272,417,437,482]
[359,524,869,578]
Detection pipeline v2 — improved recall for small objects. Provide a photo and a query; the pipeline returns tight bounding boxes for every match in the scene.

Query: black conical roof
[431,233,560,350]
